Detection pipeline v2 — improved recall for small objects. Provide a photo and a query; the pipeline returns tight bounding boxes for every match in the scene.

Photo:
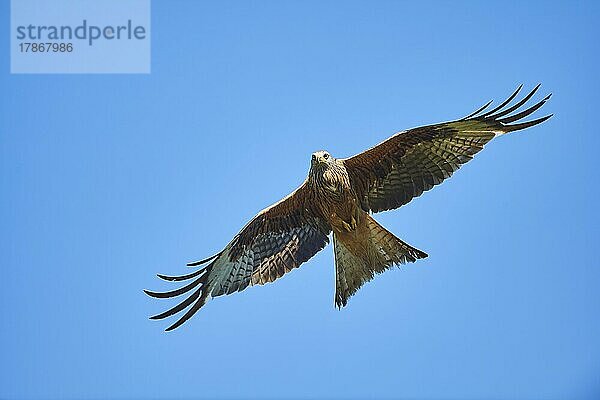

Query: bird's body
[146,85,553,331]
[308,153,358,232]
[306,151,428,306]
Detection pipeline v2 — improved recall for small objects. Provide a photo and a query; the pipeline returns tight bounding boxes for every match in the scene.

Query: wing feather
[343,85,552,213]
[145,182,331,330]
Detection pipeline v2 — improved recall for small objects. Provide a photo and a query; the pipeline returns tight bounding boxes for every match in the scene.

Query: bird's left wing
[343,85,552,213]
[144,182,331,331]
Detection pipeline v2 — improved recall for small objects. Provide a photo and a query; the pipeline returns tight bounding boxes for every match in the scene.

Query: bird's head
[310,150,335,170]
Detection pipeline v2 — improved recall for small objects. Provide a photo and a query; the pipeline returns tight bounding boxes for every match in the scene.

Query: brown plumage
[145,84,552,331]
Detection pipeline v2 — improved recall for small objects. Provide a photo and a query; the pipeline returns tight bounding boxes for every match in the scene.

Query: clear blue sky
[1,1,599,399]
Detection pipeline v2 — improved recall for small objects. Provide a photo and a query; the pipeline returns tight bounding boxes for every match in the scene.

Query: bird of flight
[145,85,552,331]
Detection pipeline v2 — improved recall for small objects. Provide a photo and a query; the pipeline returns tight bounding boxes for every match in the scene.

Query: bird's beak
[311,155,328,167]
[317,156,328,165]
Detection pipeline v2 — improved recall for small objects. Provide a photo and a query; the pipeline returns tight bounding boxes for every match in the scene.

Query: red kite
[145,85,552,331]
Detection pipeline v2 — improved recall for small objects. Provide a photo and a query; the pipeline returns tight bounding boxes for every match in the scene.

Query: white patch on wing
[207,225,318,295]
[463,129,505,138]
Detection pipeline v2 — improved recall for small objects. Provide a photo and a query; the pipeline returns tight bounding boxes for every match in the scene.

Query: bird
[145,84,552,331]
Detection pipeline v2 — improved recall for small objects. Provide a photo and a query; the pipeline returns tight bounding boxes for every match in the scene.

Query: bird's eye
[324,153,329,159]
[312,154,316,161]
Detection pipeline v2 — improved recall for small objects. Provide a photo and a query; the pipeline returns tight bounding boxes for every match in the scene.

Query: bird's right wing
[144,182,331,331]
[343,85,552,213]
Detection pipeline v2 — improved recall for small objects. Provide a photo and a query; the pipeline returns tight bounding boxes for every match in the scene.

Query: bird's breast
[314,172,360,232]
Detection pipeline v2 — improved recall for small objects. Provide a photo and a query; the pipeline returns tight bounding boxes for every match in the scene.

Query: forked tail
[333,214,427,307]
